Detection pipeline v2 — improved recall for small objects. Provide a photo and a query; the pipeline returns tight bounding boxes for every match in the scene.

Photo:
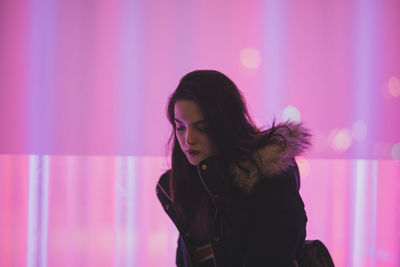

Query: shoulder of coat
[230,121,311,194]
[156,169,172,202]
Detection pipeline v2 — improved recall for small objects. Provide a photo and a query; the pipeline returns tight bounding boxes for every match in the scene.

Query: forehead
[174,100,204,123]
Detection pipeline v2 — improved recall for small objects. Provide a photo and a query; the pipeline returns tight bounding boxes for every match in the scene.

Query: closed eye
[176,126,185,131]
[197,126,208,132]
[176,125,207,132]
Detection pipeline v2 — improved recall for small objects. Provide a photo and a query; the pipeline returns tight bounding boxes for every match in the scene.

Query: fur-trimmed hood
[229,121,311,194]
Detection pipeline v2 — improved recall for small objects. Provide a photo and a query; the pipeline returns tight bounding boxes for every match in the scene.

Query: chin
[187,156,203,166]
[188,159,199,166]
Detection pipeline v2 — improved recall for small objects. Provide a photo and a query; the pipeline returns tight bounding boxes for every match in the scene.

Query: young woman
[156,70,311,267]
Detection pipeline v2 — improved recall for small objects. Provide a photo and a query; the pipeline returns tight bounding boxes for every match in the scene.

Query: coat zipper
[197,165,218,220]
[197,165,218,267]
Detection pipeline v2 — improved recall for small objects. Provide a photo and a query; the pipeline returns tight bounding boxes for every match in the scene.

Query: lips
[187,149,200,156]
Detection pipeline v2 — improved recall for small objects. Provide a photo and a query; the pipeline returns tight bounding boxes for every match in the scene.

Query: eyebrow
[174,118,206,125]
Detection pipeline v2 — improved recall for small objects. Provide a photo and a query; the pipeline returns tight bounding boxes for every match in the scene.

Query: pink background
[0,0,399,266]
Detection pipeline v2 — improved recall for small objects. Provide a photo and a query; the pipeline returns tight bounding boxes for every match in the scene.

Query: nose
[185,127,197,145]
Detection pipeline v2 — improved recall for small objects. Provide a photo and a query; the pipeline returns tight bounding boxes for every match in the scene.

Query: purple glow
[0,156,399,266]
[1,1,399,159]
[0,0,399,266]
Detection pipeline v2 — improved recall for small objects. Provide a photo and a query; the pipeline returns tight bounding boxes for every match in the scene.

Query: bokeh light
[329,128,353,153]
[0,1,400,266]
[282,105,301,123]
[239,47,261,69]
[373,142,391,159]
[388,76,400,98]
[352,120,367,142]
[391,143,400,160]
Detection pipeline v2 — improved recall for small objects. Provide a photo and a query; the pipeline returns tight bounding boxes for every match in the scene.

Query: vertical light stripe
[115,157,137,267]
[40,156,49,267]
[116,1,145,153]
[370,160,378,266]
[263,0,287,121]
[125,156,136,266]
[27,156,38,267]
[351,160,366,267]
[351,160,379,266]
[352,0,379,156]
[27,155,49,267]
[27,0,56,153]
[115,156,123,267]
[351,0,380,259]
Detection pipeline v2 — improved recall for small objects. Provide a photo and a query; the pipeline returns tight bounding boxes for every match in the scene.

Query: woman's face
[174,100,216,165]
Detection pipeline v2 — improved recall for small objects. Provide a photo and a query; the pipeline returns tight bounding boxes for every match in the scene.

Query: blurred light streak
[351,0,380,157]
[350,160,378,266]
[116,1,145,154]
[27,155,49,267]
[351,160,366,267]
[27,0,56,153]
[370,161,378,266]
[263,0,287,121]
[115,157,137,267]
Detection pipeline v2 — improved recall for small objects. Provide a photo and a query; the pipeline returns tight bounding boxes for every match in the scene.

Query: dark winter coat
[156,122,310,266]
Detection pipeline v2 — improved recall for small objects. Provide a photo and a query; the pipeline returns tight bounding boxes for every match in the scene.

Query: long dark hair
[166,70,287,241]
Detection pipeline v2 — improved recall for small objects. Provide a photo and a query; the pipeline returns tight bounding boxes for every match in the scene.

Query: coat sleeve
[242,165,307,267]
[176,235,185,267]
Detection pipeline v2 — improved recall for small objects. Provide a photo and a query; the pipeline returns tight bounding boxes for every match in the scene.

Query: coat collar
[226,121,311,194]
[162,121,311,197]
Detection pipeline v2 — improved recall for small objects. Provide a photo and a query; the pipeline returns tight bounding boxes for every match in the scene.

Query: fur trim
[229,121,311,194]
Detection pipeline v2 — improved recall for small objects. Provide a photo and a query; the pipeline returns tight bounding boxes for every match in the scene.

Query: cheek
[201,137,212,152]
[205,138,216,154]
[176,132,184,146]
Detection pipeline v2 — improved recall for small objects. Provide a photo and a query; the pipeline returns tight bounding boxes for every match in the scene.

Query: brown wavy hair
[166,70,288,241]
